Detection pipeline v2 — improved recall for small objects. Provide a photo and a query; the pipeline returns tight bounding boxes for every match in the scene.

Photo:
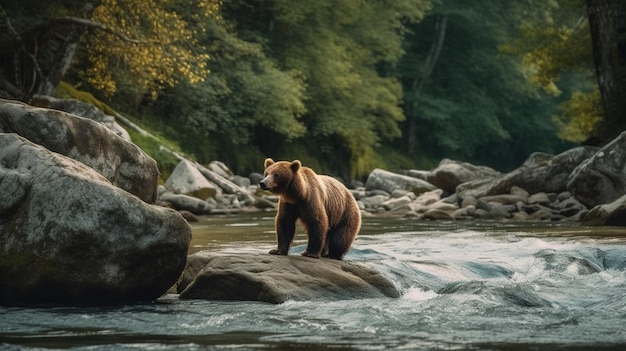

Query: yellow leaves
[198,0,221,14]
[84,0,217,97]
[501,2,593,93]
[507,24,586,96]
[552,89,602,142]
[501,0,600,143]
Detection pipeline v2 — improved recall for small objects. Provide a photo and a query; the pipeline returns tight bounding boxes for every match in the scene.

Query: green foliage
[0,0,217,100]
[361,146,427,176]
[85,0,216,98]
[55,82,117,116]
[552,89,602,142]
[501,0,600,143]
[3,0,605,180]
[139,0,431,178]
[232,0,431,177]
[125,129,180,183]
[396,0,579,170]
[142,7,307,174]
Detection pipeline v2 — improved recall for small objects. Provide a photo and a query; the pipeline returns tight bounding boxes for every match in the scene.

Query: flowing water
[2,214,626,350]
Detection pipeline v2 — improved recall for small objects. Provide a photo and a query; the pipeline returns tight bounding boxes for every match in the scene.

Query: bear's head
[259,158,301,194]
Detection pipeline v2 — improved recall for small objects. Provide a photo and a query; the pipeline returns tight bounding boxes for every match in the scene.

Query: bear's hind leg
[326,223,358,260]
[326,232,348,260]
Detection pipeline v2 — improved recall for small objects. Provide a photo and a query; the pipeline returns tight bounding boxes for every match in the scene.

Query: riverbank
[159,133,626,226]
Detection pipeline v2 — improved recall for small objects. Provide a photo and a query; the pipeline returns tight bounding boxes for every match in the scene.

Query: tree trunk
[406,15,447,153]
[37,2,98,96]
[37,25,85,96]
[587,0,626,142]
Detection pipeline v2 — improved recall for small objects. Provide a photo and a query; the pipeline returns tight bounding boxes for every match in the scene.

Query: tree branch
[406,15,448,152]
[57,16,157,44]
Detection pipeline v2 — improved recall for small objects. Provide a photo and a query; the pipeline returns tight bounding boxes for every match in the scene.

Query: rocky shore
[160,136,626,227]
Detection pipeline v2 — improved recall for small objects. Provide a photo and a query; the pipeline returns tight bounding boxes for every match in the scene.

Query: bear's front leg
[301,250,321,258]
[271,202,298,256]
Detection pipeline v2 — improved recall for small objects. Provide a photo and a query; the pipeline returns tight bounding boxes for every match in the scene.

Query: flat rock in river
[178,252,400,304]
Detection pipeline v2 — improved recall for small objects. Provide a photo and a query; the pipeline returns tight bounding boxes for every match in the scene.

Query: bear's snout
[259,174,275,191]
[259,180,268,190]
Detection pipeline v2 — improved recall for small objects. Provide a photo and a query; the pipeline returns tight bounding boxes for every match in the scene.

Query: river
[2,214,626,350]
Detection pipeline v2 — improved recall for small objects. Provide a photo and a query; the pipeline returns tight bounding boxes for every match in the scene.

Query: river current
[2,214,626,350]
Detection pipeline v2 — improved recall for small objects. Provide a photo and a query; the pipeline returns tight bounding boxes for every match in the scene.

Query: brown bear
[259,158,361,260]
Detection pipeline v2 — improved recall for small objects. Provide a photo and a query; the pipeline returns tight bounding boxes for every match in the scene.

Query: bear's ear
[264,158,275,168]
[290,160,302,172]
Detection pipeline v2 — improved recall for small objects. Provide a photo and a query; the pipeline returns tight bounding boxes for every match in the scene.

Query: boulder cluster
[352,137,626,225]
[0,98,191,306]
[156,159,258,218]
[353,148,596,222]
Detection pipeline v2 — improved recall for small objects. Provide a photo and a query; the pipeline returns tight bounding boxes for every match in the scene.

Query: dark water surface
[2,214,626,350]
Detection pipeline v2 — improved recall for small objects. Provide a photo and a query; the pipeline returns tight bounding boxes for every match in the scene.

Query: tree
[0,0,217,100]
[501,0,602,143]
[396,0,571,170]
[587,0,626,142]
[147,11,307,172]
[221,0,431,178]
[404,14,447,154]
[84,0,217,99]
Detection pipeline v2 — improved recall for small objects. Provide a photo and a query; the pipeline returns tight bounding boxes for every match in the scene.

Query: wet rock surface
[178,252,400,304]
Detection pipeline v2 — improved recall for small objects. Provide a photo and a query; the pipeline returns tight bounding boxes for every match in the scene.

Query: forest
[1,0,624,180]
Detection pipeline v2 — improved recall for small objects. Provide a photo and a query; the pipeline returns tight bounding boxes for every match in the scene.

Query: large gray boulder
[166,159,220,199]
[0,99,158,203]
[568,131,626,208]
[0,133,191,306]
[178,252,400,304]
[32,95,131,141]
[457,147,598,199]
[425,158,501,194]
[366,168,436,194]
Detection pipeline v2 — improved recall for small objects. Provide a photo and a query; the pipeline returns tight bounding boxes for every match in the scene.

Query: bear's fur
[259,158,361,260]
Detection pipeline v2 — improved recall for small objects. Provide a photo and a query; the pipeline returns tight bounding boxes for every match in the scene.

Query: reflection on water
[2,213,626,350]
[188,214,277,254]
